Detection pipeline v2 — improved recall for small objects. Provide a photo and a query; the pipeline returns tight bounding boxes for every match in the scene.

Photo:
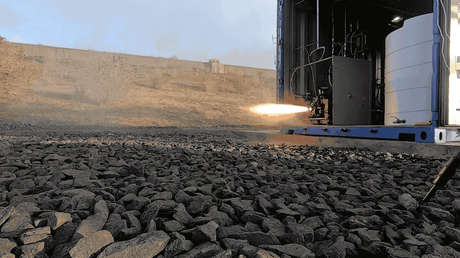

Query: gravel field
[1,126,460,258]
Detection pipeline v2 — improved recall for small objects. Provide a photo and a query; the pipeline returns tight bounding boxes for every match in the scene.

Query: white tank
[385,13,433,126]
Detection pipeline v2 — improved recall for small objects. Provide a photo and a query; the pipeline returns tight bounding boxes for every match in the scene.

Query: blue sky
[0,0,277,69]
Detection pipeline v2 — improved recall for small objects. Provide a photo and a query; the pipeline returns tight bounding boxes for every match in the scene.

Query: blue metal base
[286,126,435,143]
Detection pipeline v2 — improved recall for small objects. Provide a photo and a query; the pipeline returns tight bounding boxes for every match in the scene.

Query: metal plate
[287,125,435,143]
[332,56,372,125]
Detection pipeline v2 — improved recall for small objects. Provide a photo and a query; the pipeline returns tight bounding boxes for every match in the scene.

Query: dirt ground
[0,40,308,129]
[1,125,460,258]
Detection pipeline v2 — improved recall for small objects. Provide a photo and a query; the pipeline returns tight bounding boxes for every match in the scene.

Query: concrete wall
[0,40,292,128]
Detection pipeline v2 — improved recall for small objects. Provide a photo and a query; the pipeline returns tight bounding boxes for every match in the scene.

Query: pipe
[309,47,326,96]
[332,6,335,56]
[432,0,441,125]
[344,7,347,57]
[277,0,285,103]
[316,0,320,49]
[289,56,334,95]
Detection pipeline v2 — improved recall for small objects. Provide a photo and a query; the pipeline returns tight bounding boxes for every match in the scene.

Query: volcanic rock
[0,207,14,228]
[153,192,173,201]
[163,220,184,232]
[173,204,194,225]
[47,212,72,230]
[164,233,194,258]
[203,207,233,227]
[175,242,223,258]
[354,228,381,244]
[212,249,233,258]
[444,227,460,243]
[262,218,285,238]
[217,225,247,239]
[260,244,315,258]
[221,238,250,254]
[74,200,109,239]
[53,222,77,246]
[188,195,212,216]
[425,207,455,222]
[255,249,281,258]
[1,213,33,234]
[103,213,125,239]
[229,199,254,215]
[69,230,114,258]
[175,191,192,204]
[385,247,417,258]
[18,241,46,258]
[97,231,170,258]
[398,194,418,211]
[430,244,460,257]
[345,188,360,196]
[0,172,15,186]
[453,199,460,212]
[120,213,141,239]
[183,221,219,243]
[2,126,460,258]
[19,226,51,245]
[302,216,324,230]
[0,238,16,255]
[239,232,280,246]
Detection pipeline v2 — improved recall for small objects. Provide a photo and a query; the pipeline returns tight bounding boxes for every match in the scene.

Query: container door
[449,0,460,125]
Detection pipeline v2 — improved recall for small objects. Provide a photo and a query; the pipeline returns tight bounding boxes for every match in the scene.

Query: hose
[308,47,326,97]
[328,64,333,88]
[309,47,326,61]
[439,0,451,42]
[289,56,334,97]
[290,46,326,98]
[436,0,451,70]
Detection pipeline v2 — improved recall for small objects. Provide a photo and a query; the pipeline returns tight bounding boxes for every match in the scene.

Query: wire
[310,47,326,96]
[308,47,325,96]
[307,52,316,96]
[328,64,333,88]
[295,0,305,6]
[436,0,450,70]
[291,46,326,98]
[295,41,317,51]
[438,21,451,70]
[289,56,334,96]
[439,0,451,41]
[310,47,326,61]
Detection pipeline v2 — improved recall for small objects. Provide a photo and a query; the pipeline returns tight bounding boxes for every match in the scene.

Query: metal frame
[277,0,285,103]
[432,0,441,125]
[289,126,434,143]
[277,0,441,143]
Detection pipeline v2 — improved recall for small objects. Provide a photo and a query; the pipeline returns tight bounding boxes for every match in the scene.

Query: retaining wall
[0,40,286,127]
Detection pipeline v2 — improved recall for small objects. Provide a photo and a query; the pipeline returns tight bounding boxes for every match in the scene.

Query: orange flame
[249,104,310,116]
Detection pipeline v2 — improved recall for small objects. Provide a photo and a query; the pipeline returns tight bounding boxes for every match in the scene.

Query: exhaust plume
[249,104,310,116]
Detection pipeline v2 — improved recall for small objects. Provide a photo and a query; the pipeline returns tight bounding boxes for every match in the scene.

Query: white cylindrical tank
[385,13,433,126]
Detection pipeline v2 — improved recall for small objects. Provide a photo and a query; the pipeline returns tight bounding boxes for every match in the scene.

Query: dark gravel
[0,128,460,258]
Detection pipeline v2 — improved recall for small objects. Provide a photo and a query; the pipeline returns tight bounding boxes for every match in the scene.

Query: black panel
[332,56,372,125]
